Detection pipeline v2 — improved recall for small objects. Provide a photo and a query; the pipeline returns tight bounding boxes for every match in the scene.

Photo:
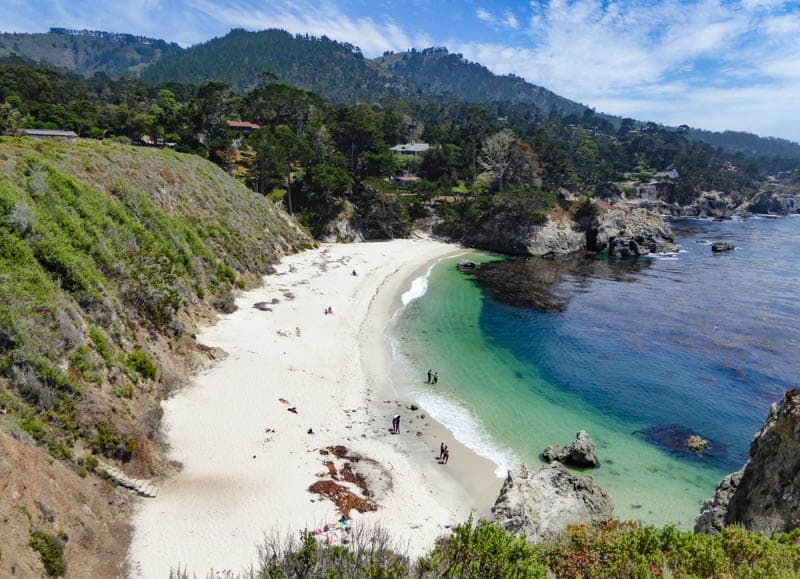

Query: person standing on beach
[442,445,449,464]
[427,369,432,383]
[393,414,400,434]
[433,372,439,384]
[439,441,446,460]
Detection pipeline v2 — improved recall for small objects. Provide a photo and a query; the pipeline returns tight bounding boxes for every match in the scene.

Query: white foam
[411,389,519,478]
[390,254,518,478]
[401,263,435,306]
[400,253,467,306]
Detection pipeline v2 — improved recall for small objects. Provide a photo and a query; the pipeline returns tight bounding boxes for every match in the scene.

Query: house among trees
[226,121,260,134]
[22,128,78,140]
[390,142,430,156]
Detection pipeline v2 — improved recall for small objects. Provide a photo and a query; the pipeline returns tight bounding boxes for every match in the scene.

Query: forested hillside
[142,28,409,100]
[3,57,797,244]
[2,27,798,159]
[0,28,180,78]
[376,48,593,119]
[688,127,800,159]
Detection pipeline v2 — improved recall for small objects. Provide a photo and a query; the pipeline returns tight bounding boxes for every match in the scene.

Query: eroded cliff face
[463,208,675,258]
[588,208,676,258]
[489,463,614,543]
[696,389,800,536]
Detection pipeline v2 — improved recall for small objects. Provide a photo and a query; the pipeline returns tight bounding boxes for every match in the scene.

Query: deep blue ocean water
[391,216,800,526]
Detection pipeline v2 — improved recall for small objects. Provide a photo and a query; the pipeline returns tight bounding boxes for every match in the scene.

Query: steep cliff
[463,207,675,258]
[696,389,800,536]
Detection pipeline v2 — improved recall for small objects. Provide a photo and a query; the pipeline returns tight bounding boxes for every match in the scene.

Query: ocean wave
[411,389,519,478]
[400,253,467,306]
[401,263,436,306]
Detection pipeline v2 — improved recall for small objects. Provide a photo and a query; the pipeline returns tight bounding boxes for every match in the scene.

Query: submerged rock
[711,241,735,253]
[542,430,599,467]
[634,424,726,463]
[490,463,613,542]
[686,434,711,453]
[696,389,800,536]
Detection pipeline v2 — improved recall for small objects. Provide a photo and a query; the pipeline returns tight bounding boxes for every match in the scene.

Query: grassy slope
[0,137,310,575]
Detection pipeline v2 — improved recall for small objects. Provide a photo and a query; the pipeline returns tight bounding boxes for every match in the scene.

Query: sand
[128,238,503,577]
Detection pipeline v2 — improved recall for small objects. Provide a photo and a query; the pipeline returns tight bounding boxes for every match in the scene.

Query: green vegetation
[0,137,308,472]
[29,530,67,577]
[126,349,157,380]
[189,519,800,578]
[0,28,181,78]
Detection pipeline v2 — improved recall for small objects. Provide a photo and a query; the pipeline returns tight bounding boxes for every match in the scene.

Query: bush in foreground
[170,519,800,578]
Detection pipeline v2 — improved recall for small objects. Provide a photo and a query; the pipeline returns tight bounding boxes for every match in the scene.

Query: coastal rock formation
[587,208,676,258]
[542,430,599,467]
[711,241,735,253]
[744,188,800,216]
[490,463,613,542]
[635,424,726,462]
[463,214,585,257]
[696,389,800,536]
[464,208,674,258]
[686,434,711,453]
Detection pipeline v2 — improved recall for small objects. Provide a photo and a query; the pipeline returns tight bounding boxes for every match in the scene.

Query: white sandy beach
[129,238,502,577]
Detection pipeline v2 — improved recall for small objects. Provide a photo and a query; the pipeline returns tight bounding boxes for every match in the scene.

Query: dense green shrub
[244,521,800,578]
[126,349,157,380]
[29,530,67,577]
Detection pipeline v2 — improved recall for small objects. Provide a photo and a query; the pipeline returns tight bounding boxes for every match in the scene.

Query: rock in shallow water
[490,463,613,542]
[711,241,735,252]
[542,430,599,467]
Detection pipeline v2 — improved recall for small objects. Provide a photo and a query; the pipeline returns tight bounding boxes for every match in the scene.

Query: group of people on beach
[324,306,334,315]
[426,369,439,384]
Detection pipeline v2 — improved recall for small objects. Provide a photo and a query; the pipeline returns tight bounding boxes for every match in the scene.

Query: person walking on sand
[427,369,432,383]
[392,414,400,434]
[442,445,450,464]
[439,441,446,460]
[433,372,439,384]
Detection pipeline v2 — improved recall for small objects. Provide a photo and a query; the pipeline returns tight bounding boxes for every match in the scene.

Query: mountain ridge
[1,27,799,157]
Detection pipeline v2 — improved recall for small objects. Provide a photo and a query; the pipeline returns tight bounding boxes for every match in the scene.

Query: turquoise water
[390,217,800,528]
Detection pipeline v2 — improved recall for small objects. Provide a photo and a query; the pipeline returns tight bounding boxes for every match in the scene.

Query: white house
[389,142,430,157]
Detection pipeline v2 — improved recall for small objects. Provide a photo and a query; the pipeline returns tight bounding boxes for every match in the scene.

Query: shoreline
[128,238,502,577]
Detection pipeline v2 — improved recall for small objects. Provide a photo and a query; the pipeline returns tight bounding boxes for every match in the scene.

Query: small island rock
[543,430,599,467]
[686,434,711,453]
[490,463,613,543]
[711,241,735,252]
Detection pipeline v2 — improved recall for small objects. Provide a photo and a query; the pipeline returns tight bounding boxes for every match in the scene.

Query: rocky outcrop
[711,241,735,253]
[543,430,599,467]
[464,208,674,258]
[696,389,800,536]
[490,463,613,542]
[464,214,585,257]
[743,189,800,216]
[686,434,711,453]
[587,208,676,258]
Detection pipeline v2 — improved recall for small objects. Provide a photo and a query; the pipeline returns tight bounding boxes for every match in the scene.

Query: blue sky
[2,0,799,142]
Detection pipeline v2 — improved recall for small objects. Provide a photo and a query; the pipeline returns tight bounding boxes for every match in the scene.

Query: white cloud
[476,8,493,23]
[448,0,800,140]
[190,0,417,53]
[503,12,519,29]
